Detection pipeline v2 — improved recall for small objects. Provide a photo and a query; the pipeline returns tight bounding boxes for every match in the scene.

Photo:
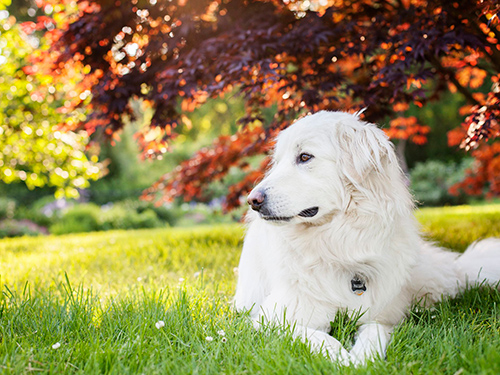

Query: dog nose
[247,190,266,212]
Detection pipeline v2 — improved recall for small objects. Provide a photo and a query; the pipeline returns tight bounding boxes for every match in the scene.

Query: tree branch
[469,19,500,72]
[428,54,481,105]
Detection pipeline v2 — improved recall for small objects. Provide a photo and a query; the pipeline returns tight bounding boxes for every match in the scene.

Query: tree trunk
[396,139,409,176]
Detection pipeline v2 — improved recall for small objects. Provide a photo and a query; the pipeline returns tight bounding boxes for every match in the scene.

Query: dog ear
[335,121,397,191]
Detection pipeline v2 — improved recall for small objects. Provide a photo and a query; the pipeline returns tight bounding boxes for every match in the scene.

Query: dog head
[247,111,404,224]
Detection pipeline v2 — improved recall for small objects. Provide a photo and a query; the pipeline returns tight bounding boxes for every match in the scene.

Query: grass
[416,203,500,251]
[0,205,500,373]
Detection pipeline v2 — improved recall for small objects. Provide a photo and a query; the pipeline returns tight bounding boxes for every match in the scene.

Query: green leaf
[0,0,11,11]
[0,23,102,198]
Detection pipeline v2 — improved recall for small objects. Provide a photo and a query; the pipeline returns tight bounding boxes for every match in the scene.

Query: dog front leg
[294,325,351,365]
[349,322,392,365]
[253,304,350,364]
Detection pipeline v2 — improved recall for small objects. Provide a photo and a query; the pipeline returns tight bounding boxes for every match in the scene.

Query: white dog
[234,111,500,365]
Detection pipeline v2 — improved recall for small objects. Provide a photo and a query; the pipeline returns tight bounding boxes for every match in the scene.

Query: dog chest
[281,255,376,316]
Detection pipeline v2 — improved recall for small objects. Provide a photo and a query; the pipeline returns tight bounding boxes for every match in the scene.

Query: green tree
[0,8,101,198]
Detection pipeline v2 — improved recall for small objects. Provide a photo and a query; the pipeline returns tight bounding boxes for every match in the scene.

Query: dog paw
[308,334,350,365]
[335,348,352,366]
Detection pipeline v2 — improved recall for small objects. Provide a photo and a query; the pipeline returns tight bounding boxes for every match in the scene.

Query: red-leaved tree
[28,0,500,208]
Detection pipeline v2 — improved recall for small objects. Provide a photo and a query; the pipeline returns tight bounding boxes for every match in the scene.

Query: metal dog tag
[351,275,367,296]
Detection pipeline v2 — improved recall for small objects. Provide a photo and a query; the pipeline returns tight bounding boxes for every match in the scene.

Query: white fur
[234,111,500,365]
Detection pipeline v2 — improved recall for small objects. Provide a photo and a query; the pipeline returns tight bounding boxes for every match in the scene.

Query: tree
[0,6,101,198]
[28,0,500,208]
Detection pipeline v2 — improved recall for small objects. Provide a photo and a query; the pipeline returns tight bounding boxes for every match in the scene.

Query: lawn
[1,205,500,374]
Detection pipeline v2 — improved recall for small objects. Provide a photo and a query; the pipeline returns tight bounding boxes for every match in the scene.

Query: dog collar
[351,275,367,296]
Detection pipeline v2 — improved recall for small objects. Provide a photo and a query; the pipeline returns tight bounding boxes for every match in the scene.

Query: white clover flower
[52,342,61,350]
[194,271,201,278]
[205,336,214,342]
[217,330,225,337]
[155,320,165,329]
[178,278,185,282]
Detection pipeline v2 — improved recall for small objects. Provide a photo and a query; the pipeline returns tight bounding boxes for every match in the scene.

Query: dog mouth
[261,206,319,222]
[261,215,293,222]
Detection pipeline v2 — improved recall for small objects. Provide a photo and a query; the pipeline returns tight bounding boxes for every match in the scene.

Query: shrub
[100,205,162,230]
[0,197,16,220]
[130,209,163,229]
[14,205,53,228]
[14,196,70,228]
[0,219,45,238]
[50,201,164,234]
[410,159,473,206]
[50,204,101,235]
[119,199,180,226]
[175,202,243,226]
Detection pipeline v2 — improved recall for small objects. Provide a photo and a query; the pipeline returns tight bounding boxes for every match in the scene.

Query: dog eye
[297,153,314,163]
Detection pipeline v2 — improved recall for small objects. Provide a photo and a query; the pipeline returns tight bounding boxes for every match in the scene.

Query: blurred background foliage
[0,0,498,238]
[0,8,100,199]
